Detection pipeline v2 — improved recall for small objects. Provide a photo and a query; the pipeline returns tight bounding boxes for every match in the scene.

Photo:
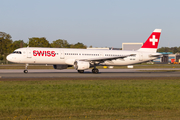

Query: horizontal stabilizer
[149,53,162,58]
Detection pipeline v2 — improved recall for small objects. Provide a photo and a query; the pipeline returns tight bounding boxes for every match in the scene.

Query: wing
[78,54,136,62]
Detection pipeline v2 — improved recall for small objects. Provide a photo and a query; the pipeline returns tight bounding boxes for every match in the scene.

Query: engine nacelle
[74,61,90,70]
[53,65,72,70]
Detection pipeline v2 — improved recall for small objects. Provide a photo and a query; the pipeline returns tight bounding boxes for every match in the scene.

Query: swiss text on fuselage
[33,50,56,57]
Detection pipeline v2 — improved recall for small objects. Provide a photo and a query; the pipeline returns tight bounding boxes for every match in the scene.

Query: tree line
[157,47,180,54]
[0,32,87,61]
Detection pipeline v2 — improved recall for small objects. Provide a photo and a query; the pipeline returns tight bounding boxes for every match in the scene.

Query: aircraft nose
[6,54,12,61]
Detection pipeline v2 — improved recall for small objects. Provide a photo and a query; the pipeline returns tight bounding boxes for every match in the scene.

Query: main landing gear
[24,63,28,73]
[92,68,99,74]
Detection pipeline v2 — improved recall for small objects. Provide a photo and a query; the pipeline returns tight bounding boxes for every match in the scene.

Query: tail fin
[138,29,161,53]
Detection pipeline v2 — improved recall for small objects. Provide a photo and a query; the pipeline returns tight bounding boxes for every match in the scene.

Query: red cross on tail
[138,29,161,53]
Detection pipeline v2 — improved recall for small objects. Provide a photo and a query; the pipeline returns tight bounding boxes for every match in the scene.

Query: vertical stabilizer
[138,29,161,53]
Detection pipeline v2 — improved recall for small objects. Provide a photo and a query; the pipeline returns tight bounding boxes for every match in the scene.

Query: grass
[1,78,180,119]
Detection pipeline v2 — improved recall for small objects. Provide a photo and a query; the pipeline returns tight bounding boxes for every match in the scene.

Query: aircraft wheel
[24,70,28,73]
[92,69,99,74]
[78,70,84,73]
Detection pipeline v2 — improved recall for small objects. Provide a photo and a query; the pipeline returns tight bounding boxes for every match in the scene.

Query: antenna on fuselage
[27,38,29,48]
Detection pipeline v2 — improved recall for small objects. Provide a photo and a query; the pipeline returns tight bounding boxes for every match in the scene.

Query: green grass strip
[1,79,180,119]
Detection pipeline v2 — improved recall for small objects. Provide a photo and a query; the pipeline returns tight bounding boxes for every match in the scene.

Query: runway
[0,68,180,79]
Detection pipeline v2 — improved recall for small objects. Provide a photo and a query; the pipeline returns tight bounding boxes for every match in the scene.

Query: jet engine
[53,65,72,70]
[74,61,90,70]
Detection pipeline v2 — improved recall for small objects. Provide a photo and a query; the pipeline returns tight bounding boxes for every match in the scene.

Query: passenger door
[27,49,32,58]
[139,53,143,61]
[60,50,65,59]
[99,52,104,57]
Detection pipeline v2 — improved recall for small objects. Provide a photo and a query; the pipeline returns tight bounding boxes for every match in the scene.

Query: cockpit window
[13,51,22,54]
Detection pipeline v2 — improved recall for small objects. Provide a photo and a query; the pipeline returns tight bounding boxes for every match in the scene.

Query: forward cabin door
[27,48,32,58]
[139,52,143,61]
[60,50,65,59]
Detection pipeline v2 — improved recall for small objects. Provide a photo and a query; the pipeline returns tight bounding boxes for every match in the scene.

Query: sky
[1,0,180,48]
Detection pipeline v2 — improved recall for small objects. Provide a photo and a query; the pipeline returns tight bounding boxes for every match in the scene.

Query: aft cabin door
[27,49,32,58]
[139,53,143,61]
[60,50,65,59]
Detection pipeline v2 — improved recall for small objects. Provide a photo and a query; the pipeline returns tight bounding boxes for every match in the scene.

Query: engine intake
[74,61,90,70]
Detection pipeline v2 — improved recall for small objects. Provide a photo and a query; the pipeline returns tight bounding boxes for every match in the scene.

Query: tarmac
[0,68,180,79]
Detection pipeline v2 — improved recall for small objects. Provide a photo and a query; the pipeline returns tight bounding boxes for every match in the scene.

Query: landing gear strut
[24,63,28,73]
[78,70,84,73]
[92,68,99,74]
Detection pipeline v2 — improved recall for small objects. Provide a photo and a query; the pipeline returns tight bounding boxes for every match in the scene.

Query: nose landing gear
[24,70,28,73]
[24,63,28,73]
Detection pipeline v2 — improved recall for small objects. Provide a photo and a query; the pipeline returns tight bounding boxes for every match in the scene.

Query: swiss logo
[33,50,56,57]
[149,35,158,46]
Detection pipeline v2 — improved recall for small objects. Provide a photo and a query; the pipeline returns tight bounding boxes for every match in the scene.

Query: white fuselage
[7,47,158,66]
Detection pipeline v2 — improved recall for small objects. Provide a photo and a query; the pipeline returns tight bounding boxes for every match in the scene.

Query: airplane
[6,29,162,74]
